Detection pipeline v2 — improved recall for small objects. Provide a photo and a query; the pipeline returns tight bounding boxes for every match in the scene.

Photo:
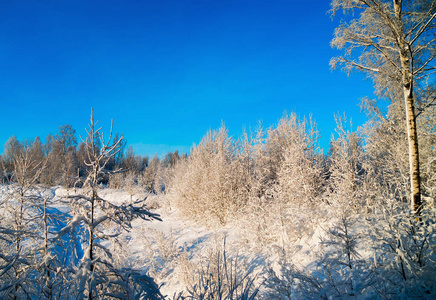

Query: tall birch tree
[330,0,436,213]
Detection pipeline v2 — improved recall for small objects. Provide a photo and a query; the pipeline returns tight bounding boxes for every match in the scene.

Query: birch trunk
[403,79,422,213]
[394,0,422,214]
[403,75,422,213]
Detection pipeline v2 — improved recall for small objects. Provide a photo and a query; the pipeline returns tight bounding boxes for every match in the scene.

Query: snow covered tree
[55,110,163,299]
[142,155,160,194]
[170,125,238,226]
[2,136,21,176]
[39,125,78,187]
[330,0,436,213]
[361,98,411,210]
[327,115,365,212]
[365,197,436,297]
[124,171,145,201]
[231,128,262,209]
[271,114,324,208]
[262,114,325,243]
[0,138,48,298]
[419,103,436,200]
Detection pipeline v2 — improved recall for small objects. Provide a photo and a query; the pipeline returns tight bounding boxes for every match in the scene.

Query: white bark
[331,0,436,213]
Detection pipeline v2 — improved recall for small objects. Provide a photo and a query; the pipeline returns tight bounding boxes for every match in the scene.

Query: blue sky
[0,0,375,156]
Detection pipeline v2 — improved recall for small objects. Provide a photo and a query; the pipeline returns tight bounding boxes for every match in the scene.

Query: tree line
[0,124,183,194]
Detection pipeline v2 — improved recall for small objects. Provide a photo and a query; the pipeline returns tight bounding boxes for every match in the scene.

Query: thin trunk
[44,198,48,255]
[394,0,422,214]
[44,197,53,299]
[88,189,96,300]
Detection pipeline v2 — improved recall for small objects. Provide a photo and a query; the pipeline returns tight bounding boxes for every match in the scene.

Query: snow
[0,185,324,294]
[86,189,326,296]
[2,184,435,299]
[48,187,275,296]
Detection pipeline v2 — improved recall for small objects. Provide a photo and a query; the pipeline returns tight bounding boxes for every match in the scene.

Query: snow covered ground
[49,186,323,297]
[97,188,271,296]
[2,185,435,299]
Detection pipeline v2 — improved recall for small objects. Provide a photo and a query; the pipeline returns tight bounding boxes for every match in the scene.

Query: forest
[1,0,436,299]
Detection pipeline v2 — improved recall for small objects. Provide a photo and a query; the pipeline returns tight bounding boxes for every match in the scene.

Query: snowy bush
[265,202,436,299]
[364,201,436,298]
[170,125,239,226]
[265,214,366,299]
[175,239,261,300]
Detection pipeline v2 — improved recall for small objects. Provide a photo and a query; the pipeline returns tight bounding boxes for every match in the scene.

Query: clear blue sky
[0,0,374,157]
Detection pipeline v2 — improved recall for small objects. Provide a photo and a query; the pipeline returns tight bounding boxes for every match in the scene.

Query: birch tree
[330,0,436,213]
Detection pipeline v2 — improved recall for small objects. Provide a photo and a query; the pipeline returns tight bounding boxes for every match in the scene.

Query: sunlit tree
[330,0,436,213]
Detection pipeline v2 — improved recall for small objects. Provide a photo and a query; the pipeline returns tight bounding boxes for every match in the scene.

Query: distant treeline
[0,124,184,193]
